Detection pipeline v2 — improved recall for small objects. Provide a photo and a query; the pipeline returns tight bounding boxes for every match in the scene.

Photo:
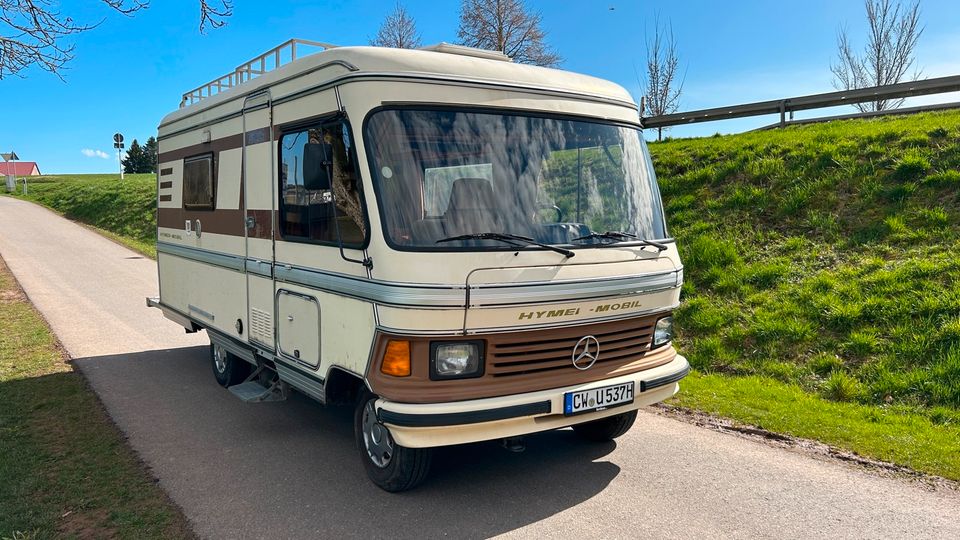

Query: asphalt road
[1,196,959,539]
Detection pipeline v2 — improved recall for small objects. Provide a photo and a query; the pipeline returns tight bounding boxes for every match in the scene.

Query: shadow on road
[72,346,620,538]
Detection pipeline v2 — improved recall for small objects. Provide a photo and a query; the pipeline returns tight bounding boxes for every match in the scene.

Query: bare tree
[0,0,232,80]
[642,17,684,141]
[831,0,923,112]
[456,0,561,67]
[370,2,422,49]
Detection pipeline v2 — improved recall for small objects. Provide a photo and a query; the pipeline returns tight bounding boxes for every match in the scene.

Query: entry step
[228,380,287,402]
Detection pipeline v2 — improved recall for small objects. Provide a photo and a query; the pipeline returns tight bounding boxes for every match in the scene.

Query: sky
[2,0,959,174]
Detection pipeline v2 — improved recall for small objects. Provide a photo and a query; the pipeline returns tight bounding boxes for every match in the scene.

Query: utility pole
[114,132,125,180]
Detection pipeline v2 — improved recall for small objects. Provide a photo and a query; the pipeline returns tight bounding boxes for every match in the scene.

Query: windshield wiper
[572,231,668,252]
[437,232,575,258]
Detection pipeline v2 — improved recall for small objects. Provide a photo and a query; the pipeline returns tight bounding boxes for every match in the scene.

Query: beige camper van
[149,39,688,491]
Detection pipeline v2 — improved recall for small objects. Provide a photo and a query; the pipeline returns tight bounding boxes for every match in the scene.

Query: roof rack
[179,39,337,108]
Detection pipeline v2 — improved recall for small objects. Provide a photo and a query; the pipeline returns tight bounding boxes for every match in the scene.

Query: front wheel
[572,410,638,442]
[354,390,431,492]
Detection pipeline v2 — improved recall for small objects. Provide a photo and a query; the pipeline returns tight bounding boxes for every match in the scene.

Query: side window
[279,121,367,246]
[182,154,215,210]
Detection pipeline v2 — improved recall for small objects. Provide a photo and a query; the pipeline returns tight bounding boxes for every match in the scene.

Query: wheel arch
[325,366,365,405]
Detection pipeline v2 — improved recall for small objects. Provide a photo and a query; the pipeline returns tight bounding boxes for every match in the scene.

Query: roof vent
[418,42,512,62]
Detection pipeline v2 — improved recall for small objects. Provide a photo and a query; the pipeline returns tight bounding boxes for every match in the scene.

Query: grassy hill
[653,111,960,419]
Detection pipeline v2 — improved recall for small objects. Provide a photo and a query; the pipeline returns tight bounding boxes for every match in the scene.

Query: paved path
[1,196,959,539]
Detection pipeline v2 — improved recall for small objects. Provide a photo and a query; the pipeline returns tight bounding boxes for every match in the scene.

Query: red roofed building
[0,162,41,176]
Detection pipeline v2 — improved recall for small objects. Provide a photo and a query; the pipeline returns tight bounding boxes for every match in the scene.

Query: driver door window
[279,122,367,246]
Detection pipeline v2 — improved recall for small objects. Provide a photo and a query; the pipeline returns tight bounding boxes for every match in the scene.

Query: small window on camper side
[182,154,216,210]
[278,121,367,247]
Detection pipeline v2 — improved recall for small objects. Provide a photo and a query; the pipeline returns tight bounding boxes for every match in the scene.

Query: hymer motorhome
[149,39,688,491]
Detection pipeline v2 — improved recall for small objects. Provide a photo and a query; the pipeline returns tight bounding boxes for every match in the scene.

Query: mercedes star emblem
[572,335,601,370]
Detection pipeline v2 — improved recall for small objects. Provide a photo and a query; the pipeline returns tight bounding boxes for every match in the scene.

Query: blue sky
[2,0,959,173]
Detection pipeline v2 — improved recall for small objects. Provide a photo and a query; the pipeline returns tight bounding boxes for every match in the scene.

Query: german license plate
[563,382,635,416]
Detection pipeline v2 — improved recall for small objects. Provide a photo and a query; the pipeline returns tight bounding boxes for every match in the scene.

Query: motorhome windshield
[365,108,667,251]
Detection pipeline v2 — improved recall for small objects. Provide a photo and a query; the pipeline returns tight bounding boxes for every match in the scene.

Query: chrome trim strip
[274,263,465,307]
[157,242,245,272]
[468,271,679,307]
[245,258,273,278]
[277,262,680,308]
[157,242,679,308]
[188,304,215,321]
[276,362,326,403]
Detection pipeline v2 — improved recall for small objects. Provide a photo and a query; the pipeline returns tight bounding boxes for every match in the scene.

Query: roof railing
[179,39,337,108]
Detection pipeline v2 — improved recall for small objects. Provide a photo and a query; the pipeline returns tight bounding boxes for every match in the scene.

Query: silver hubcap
[362,400,394,468]
[213,344,228,374]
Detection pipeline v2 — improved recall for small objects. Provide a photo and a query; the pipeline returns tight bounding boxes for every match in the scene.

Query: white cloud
[81,148,111,159]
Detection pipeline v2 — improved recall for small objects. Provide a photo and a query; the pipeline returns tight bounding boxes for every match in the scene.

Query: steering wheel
[534,205,564,223]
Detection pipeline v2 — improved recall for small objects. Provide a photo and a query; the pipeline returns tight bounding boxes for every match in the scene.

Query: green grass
[672,372,960,480]
[655,110,960,413]
[9,174,157,257]
[0,258,191,538]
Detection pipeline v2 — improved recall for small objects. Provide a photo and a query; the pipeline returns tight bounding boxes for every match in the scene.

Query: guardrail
[642,74,960,129]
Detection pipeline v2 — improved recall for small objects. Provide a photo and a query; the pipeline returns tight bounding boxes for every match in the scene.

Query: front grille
[369,312,676,404]
[488,320,656,377]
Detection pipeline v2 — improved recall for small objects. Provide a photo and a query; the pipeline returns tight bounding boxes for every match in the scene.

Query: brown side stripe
[158,133,243,164]
[158,127,271,164]
[245,127,271,146]
[160,167,174,176]
[159,181,173,189]
[158,207,275,239]
[159,195,172,202]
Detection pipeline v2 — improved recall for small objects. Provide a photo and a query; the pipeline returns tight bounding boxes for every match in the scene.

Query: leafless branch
[198,0,232,34]
[370,2,422,49]
[831,0,923,112]
[456,0,561,67]
[642,15,684,141]
[0,0,230,79]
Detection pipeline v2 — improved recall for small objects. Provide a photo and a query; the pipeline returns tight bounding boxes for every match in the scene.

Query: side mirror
[303,143,332,191]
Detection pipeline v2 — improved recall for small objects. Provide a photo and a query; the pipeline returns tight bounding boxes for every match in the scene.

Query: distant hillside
[651,110,960,414]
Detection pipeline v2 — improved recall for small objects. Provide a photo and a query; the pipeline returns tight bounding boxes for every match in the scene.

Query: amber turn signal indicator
[381,340,411,377]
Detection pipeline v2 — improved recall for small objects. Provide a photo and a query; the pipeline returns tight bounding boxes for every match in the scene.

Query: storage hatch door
[277,290,321,368]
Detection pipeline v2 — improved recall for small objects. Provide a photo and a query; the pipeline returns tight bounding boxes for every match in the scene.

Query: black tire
[210,342,250,387]
[572,409,638,442]
[354,389,431,492]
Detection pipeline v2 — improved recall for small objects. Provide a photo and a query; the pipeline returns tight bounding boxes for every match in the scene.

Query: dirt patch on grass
[57,508,118,540]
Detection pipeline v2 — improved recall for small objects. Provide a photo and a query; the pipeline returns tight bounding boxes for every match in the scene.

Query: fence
[642,74,960,130]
